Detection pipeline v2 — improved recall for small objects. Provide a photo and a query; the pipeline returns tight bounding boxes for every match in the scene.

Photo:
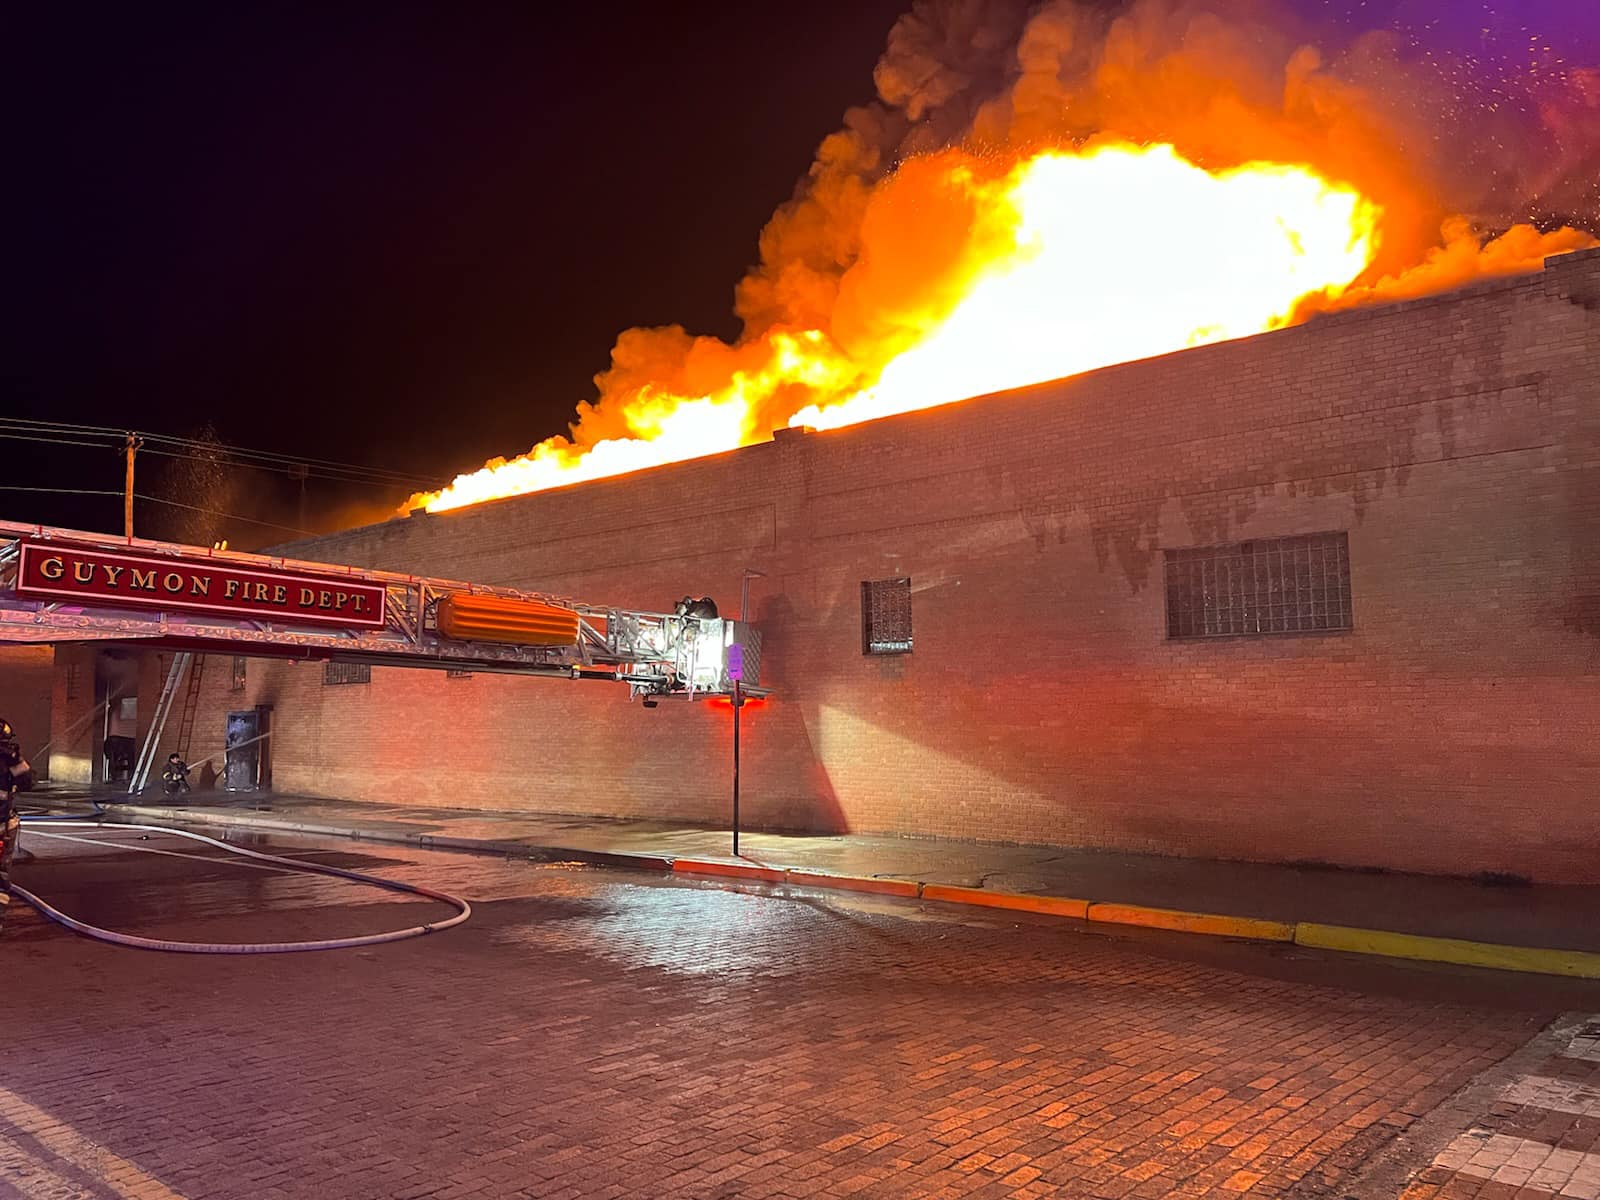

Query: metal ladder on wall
[174,654,204,761]
[129,652,194,795]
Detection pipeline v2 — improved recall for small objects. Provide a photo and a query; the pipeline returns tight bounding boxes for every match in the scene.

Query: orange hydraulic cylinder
[435,593,580,647]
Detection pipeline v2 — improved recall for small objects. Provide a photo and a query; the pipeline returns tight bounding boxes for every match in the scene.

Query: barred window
[323,661,372,686]
[65,663,81,701]
[445,668,473,679]
[1165,532,1352,639]
[862,577,913,655]
[231,656,247,692]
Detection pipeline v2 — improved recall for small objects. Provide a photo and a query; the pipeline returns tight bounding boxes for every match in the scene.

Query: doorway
[223,706,272,791]
[96,651,141,785]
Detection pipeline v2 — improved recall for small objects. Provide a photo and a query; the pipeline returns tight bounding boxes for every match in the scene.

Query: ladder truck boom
[0,520,762,704]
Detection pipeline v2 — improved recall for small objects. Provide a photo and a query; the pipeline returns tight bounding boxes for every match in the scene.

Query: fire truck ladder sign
[0,520,762,704]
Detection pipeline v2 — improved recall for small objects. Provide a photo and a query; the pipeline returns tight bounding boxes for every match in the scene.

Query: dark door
[224,710,260,791]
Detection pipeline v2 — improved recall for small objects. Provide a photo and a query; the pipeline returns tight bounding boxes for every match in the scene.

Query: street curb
[106,804,674,873]
[80,804,1600,980]
[921,883,1089,919]
[1293,922,1600,980]
[1086,902,1296,943]
[673,859,920,897]
[786,871,920,899]
[672,859,786,885]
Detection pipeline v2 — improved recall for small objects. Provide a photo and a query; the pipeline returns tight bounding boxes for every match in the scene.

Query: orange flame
[407,2,1596,516]
[791,142,1381,432]
[411,142,1385,512]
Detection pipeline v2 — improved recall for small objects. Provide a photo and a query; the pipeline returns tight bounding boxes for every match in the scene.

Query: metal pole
[733,568,761,859]
[123,433,142,538]
[732,681,742,857]
[101,679,114,785]
[732,679,741,858]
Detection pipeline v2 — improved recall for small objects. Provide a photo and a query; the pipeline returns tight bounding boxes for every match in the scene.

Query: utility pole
[123,432,143,539]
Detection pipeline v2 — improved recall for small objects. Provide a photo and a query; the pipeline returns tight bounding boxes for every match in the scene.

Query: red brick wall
[174,248,1600,880]
[0,645,56,778]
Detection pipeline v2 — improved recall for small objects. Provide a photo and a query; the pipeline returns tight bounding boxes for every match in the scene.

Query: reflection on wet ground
[5,828,1600,1200]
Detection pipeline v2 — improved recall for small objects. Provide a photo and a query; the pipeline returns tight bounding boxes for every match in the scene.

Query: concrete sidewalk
[27,785,1600,973]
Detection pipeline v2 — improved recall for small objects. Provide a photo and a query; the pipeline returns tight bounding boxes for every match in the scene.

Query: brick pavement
[1399,1017,1600,1200]
[2,831,1596,1199]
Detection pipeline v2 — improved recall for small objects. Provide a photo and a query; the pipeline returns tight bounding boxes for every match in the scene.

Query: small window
[862,577,913,655]
[65,663,81,701]
[1165,532,1352,639]
[445,668,473,679]
[323,662,372,686]
[231,656,247,692]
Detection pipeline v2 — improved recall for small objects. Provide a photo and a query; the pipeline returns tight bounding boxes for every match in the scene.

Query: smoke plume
[412,0,1598,512]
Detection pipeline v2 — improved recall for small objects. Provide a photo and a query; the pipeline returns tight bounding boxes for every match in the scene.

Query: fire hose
[7,818,471,954]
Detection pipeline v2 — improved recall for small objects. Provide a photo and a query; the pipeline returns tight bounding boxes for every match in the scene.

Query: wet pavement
[57,785,1600,953]
[3,822,1598,1198]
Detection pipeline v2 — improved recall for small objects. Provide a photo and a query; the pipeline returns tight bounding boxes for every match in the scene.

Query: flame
[412,330,865,511]
[413,142,1383,512]
[408,2,1597,516]
[790,143,1379,431]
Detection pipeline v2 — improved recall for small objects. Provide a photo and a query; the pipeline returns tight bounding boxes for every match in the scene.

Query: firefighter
[162,752,192,796]
[674,595,719,620]
[0,718,35,934]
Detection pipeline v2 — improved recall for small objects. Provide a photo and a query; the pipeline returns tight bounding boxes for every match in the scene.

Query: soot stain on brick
[1563,593,1600,639]
[1084,400,1436,592]
[1436,397,1459,461]
[1090,503,1164,593]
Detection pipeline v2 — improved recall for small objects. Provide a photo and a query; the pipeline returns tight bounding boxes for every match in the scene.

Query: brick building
[0,645,56,777]
[44,247,1600,881]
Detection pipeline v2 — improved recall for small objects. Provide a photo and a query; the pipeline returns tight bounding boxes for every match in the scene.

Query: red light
[708,695,767,711]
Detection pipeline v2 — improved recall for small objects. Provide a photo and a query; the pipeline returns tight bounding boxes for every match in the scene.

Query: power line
[146,434,427,481]
[0,419,432,488]
[0,484,317,536]
[0,431,124,452]
[0,423,423,486]
[0,486,122,498]
[0,427,425,492]
[133,444,415,490]
[133,493,315,536]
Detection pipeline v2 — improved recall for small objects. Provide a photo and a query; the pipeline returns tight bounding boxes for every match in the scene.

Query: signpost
[16,540,387,630]
[727,642,743,857]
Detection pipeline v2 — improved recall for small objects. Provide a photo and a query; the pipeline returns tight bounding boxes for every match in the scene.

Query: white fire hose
[8,819,471,954]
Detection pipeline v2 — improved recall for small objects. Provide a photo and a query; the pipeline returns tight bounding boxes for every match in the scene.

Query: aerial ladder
[0,519,763,790]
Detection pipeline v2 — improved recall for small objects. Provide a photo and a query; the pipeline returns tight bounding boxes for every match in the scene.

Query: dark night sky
[4,2,910,544]
[5,1,1595,547]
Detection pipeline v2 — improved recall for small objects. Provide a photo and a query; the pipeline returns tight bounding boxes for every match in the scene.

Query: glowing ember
[408,1,1597,516]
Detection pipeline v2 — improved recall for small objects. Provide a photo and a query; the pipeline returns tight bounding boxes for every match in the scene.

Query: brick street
[3,827,1597,1200]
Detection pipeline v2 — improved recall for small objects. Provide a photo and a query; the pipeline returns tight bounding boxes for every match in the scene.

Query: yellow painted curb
[785,871,920,898]
[672,859,787,885]
[670,859,1594,980]
[921,884,1090,920]
[1293,923,1600,980]
[1086,902,1295,942]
